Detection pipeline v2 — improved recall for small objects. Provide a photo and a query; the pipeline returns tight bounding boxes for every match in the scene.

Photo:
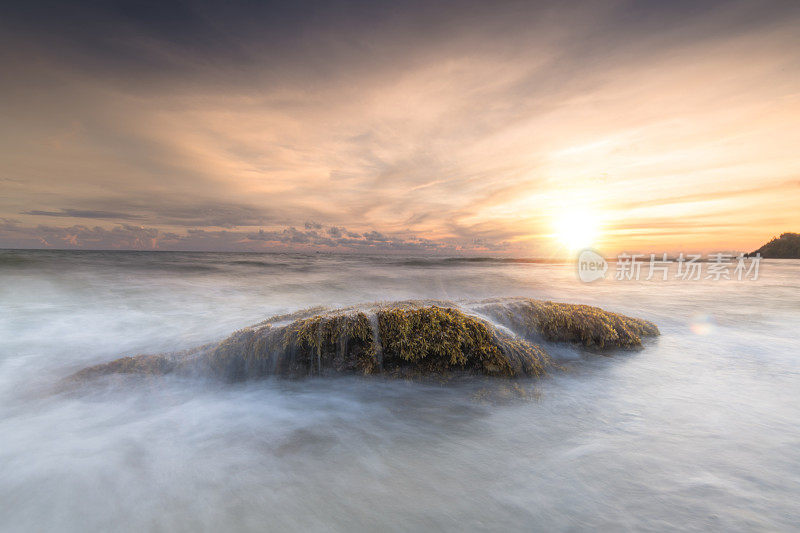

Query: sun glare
[553,209,601,251]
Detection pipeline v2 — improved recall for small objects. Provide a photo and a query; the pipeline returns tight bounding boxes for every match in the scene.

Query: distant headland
[751,233,800,259]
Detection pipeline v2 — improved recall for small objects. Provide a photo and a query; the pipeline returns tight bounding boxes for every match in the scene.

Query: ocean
[1,250,798,531]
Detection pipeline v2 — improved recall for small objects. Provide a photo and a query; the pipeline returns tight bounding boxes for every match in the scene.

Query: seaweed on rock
[201,312,377,380]
[376,306,548,377]
[69,298,658,383]
[473,298,659,349]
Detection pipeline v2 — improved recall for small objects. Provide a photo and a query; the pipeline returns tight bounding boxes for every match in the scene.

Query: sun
[552,209,602,251]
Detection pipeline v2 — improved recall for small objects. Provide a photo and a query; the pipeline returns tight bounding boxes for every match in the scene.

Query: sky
[1,0,798,256]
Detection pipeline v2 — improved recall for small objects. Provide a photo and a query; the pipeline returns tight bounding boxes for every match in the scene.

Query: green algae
[200,312,377,380]
[376,306,547,377]
[474,298,659,349]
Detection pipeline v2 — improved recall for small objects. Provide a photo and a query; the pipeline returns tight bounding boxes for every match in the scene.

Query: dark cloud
[237,223,493,252]
[247,227,319,245]
[362,230,390,242]
[153,203,275,228]
[16,224,159,249]
[20,201,277,228]
[0,219,505,252]
[20,208,143,220]
[5,0,793,96]
[327,226,345,238]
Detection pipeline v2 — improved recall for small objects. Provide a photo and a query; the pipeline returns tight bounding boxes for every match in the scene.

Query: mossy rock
[69,298,658,382]
[472,298,659,349]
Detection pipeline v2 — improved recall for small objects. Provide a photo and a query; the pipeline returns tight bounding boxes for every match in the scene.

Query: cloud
[326,226,342,238]
[4,224,160,250]
[1,1,799,253]
[20,209,143,220]
[0,219,512,252]
[151,203,275,228]
[19,201,278,229]
[362,231,390,243]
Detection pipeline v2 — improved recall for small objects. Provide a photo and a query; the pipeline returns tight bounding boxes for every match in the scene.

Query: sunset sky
[1,0,798,256]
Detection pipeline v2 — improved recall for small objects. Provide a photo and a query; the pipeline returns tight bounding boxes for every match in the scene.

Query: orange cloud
[1,1,798,254]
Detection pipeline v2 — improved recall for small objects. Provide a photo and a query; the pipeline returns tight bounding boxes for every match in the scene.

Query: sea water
[0,250,798,531]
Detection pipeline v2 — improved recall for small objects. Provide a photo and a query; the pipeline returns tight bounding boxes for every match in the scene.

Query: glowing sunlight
[552,209,602,252]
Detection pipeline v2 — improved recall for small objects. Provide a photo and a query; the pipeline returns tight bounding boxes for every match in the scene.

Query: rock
[69,298,659,382]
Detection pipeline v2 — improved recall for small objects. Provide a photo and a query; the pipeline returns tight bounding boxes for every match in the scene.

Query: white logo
[577,249,608,282]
